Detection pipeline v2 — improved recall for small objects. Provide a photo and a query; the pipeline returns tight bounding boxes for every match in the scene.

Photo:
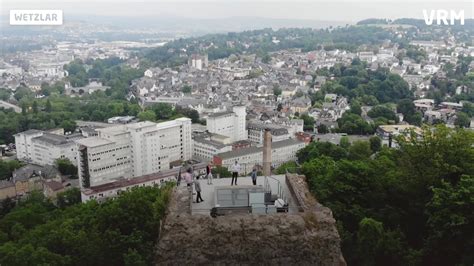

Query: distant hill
[66,15,351,35]
[0,14,350,37]
[357,18,474,29]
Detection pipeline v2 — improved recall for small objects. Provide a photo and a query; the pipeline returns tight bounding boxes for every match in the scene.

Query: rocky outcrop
[155,174,346,265]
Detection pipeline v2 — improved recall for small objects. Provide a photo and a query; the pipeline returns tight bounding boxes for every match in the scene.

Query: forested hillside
[0,185,173,265]
[297,125,473,265]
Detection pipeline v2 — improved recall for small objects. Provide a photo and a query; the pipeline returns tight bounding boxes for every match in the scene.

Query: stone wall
[155,175,346,265]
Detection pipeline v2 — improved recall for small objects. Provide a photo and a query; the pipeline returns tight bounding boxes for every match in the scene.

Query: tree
[261,53,271,64]
[212,166,232,178]
[367,105,398,122]
[397,99,421,125]
[455,112,470,128]
[349,102,362,115]
[339,136,351,149]
[0,185,174,265]
[424,175,474,266]
[137,110,156,122]
[274,161,298,174]
[60,120,76,133]
[0,197,15,218]
[357,218,384,266]
[0,160,22,180]
[32,101,38,114]
[150,103,174,121]
[369,136,382,153]
[14,87,33,101]
[317,124,329,134]
[461,102,474,117]
[300,125,473,265]
[297,141,347,163]
[337,113,374,135]
[0,88,11,101]
[273,85,282,97]
[300,114,315,132]
[56,188,81,208]
[55,158,78,177]
[348,140,372,160]
[356,218,408,266]
[397,99,415,115]
[175,106,200,123]
[124,249,147,266]
[45,99,52,113]
[181,85,192,94]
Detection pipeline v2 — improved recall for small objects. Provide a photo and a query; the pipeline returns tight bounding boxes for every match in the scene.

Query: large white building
[15,129,44,162]
[206,106,247,142]
[192,133,233,162]
[15,130,82,166]
[213,139,306,174]
[188,54,208,70]
[247,122,291,144]
[76,118,192,189]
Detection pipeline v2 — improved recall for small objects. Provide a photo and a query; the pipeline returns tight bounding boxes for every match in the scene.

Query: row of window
[91,145,129,157]
[91,161,130,172]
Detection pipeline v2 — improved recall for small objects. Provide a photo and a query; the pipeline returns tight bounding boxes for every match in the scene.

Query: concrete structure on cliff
[155,124,345,264]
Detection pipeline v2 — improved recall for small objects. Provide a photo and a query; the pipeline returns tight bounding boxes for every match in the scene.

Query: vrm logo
[423,10,464,25]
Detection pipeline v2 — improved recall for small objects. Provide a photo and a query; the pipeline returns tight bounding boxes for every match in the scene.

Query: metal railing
[264,175,290,206]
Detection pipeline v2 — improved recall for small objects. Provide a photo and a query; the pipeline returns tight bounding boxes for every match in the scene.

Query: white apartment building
[206,106,247,142]
[188,54,208,70]
[77,130,133,188]
[213,139,306,174]
[193,135,233,162]
[358,51,377,62]
[273,118,304,136]
[15,129,44,162]
[247,122,291,144]
[31,133,81,166]
[15,130,81,166]
[76,118,192,189]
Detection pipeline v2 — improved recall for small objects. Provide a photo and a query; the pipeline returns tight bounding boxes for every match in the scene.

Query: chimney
[263,129,272,176]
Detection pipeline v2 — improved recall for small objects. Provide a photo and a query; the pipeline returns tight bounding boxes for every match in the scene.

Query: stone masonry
[155,174,346,265]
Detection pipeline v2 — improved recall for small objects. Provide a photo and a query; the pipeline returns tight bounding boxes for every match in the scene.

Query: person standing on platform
[184,167,193,192]
[195,175,204,203]
[206,163,213,185]
[251,168,257,185]
[176,167,182,187]
[231,161,240,186]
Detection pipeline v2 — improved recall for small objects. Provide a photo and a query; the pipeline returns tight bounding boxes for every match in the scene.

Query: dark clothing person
[251,169,257,185]
[231,172,238,186]
[195,178,203,203]
[230,162,240,186]
[177,168,182,186]
[196,191,204,203]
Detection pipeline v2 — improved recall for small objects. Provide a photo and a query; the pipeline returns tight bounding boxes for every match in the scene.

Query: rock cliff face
[155,174,346,265]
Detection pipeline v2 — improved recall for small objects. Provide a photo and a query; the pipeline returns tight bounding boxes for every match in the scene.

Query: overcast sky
[1,0,473,22]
